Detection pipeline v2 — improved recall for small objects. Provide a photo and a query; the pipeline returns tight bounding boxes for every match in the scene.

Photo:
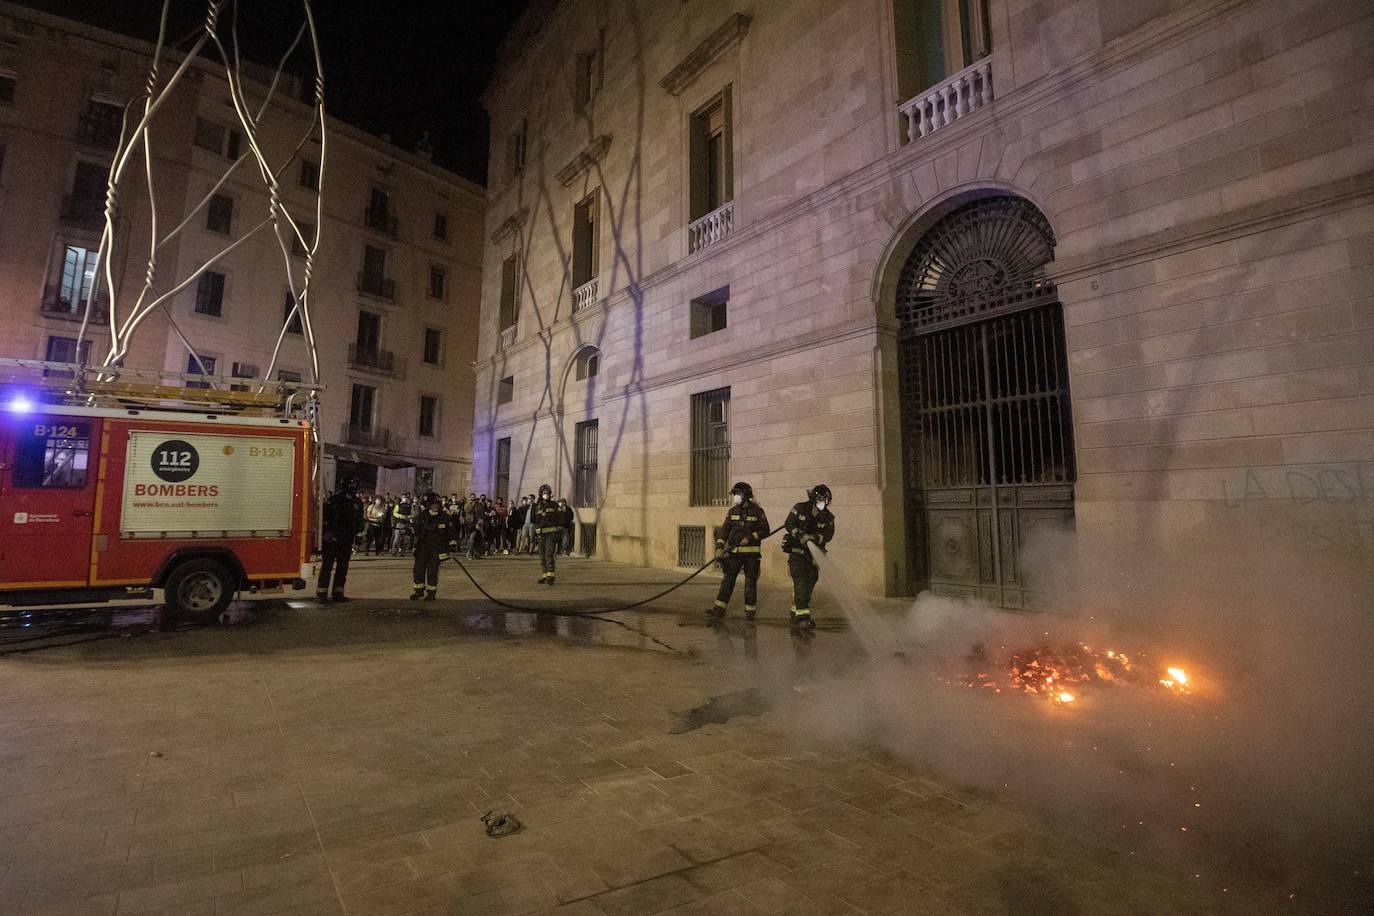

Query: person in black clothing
[318,477,364,602]
[410,493,457,600]
[532,484,561,584]
[558,498,575,556]
[781,484,836,628]
[710,481,770,622]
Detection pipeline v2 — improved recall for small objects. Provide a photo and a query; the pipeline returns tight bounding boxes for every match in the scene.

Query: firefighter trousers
[538,532,559,578]
[788,553,820,611]
[715,554,760,610]
[413,548,442,593]
[317,540,351,595]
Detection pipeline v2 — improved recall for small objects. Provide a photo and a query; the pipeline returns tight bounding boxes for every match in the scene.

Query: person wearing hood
[781,484,835,628]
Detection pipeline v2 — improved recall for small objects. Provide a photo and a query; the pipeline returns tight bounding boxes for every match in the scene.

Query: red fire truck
[0,382,317,619]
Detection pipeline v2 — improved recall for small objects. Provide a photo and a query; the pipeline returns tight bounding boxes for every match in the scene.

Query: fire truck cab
[0,379,317,620]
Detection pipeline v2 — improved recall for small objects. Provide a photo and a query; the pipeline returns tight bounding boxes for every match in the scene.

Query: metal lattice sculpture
[74,0,327,393]
[896,196,1056,333]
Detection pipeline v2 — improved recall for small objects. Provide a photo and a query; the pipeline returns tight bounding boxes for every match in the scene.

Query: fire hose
[440,523,789,616]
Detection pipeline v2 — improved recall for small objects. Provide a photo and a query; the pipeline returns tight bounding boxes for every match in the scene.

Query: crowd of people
[354,491,578,560]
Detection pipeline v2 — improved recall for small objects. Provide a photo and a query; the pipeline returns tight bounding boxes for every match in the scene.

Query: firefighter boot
[316,589,329,603]
[790,607,815,629]
[409,587,424,600]
[707,600,727,622]
[423,589,436,602]
[744,605,757,621]
[331,593,349,603]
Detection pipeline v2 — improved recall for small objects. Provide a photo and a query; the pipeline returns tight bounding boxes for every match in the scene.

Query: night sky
[23,0,526,185]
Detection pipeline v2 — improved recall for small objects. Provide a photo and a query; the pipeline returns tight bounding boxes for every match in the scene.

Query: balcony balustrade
[688,200,734,254]
[572,276,600,312]
[898,57,993,144]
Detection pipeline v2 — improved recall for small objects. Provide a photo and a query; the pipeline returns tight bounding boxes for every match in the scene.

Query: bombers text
[133,483,220,497]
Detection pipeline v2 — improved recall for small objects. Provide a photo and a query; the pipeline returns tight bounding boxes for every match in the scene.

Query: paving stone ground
[0,555,1334,915]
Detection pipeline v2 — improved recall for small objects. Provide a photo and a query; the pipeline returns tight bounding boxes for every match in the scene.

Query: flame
[1159,666,1191,692]
[953,644,1199,705]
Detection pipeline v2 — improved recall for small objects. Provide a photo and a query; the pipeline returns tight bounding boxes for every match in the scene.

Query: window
[291,222,315,257]
[277,369,302,384]
[14,421,91,489]
[185,354,217,389]
[355,311,381,357]
[230,361,258,392]
[283,291,303,334]
[195,271,225,316]
[572,191,599,289]
[193,117,225,153]
[497,376,514,405]
[494,437,511,502]
[677,526,707,567]
[498,254,520,331]
[898,0,992,95]
[226,129,242,159]
[64,161,107,224]
[365,187,395,234]
[418,395,438,438]
[428,266,446,300]
[423,328,442,365]
[689,88,733,221]
[57,245,100,314]
[690,286,729,339]
[349,383,376,431]
[578,522,597,557]
[689,386,731,506]
[44,336,92,378]
[433,211,448,240]
[507,118,528,178]
[573,420,598,507]
[575,32,604,110]
[79,96,124,147]
[0,69,15,104]
[574,347,600,381]
[300,159,320,190]
[207,194,233,234]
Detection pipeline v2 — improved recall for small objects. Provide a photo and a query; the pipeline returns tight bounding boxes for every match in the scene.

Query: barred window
[689,386,730,506]
[494,437,511,502]
[573,420,598,507]
[207,194,233,234]
[195,271,225,316]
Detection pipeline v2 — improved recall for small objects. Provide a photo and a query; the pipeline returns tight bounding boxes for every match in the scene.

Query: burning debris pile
[953,642,1194,706]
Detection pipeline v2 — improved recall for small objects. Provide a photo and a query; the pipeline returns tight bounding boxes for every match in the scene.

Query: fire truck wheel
[165,559,236,621]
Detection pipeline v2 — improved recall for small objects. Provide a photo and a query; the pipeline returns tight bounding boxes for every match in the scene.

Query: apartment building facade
[477,0,1372,602]
[0,2,485,496]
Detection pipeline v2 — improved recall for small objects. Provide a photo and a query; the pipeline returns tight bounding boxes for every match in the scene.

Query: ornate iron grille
[896,197,1057,332]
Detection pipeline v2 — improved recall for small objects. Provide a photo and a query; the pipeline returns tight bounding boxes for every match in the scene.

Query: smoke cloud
[792,531,1374,911]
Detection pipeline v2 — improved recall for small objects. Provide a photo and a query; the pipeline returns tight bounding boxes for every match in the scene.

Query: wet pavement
[0,554,1338,914]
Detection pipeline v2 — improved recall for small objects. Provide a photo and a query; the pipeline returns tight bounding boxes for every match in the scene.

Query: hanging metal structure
[896,196,1076,608]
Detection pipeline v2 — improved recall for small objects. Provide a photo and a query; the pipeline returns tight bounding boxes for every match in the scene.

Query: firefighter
[410,493,457,601]
[709,481,770,622]
[532,484,561,585]
[781,484,835,628]
[318,477,364,602]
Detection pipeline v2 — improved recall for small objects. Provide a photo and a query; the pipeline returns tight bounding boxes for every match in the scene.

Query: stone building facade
[0,2,485,496]
[475,0,1372,601]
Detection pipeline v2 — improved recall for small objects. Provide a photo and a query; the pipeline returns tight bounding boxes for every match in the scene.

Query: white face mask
[732,494,743,505]
[815,500,828,512]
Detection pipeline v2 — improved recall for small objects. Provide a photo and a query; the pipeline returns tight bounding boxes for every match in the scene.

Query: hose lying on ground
[441,523,788,616]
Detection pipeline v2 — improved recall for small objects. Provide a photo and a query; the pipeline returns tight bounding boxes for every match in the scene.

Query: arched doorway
[896,196,1075,608]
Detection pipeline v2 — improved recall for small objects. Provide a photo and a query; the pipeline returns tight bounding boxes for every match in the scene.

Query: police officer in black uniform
[410,493,457,600]
[781,484,835,628]
[532,484,561,585]
[318,477,364,602]
[709,481,770,622]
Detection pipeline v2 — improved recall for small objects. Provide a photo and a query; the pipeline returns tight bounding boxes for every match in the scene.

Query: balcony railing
[688,200,734,254]
[340,423,391,450]
[76,111,123,149]
[898,57,993,144]
[572,276,599,312]
[347,343,401,376]
[498,325,517,350]
[41,284,108,325]
[60,194,105,228]
[356,272,396,300]
[363,206,398,238]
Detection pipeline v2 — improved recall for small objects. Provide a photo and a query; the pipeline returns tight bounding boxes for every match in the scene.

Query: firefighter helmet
[538,483,553,498]
[730,481,754,501]
[808,484,832,504]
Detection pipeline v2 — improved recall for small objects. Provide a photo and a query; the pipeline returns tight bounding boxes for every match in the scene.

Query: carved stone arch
[871,181,1055,326]
[556,344,602,414]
